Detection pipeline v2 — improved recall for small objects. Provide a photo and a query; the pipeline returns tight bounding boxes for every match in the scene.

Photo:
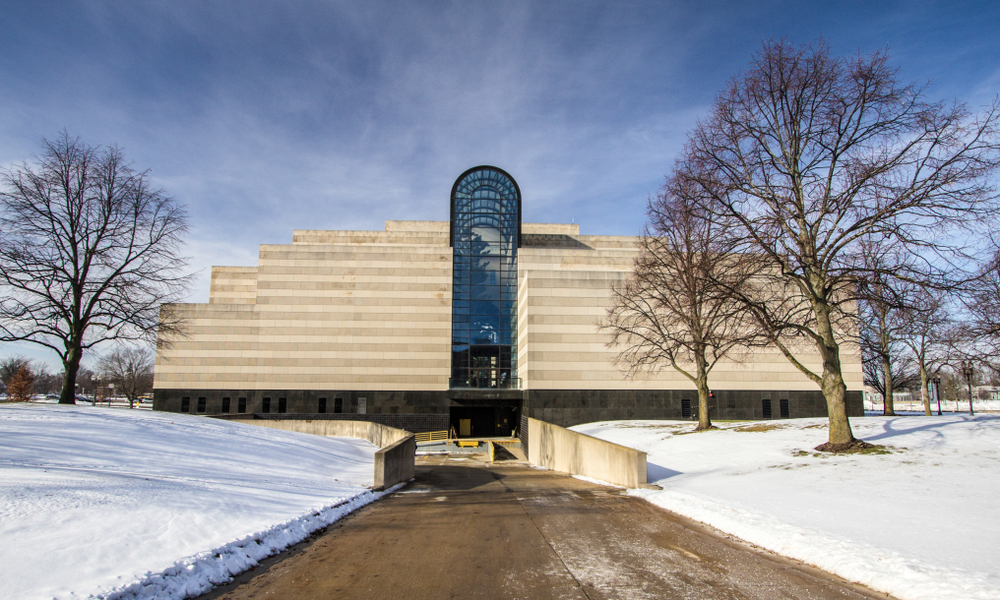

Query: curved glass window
[450,166,520,389]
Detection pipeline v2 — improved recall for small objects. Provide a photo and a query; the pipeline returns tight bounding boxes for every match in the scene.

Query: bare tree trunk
[816,304,855,446]
[917,365,930,416]
[695,355,713,430]
[59,345,81,405]
[879,305,896,416]
[882,353,896,416]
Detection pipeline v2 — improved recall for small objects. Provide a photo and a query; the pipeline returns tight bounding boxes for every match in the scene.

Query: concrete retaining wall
[527,417,646,488]
[226,417,414,490]
[225,417,410,447]
[374,435,416,491]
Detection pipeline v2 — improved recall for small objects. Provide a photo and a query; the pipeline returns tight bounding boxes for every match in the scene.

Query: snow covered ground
[0,404,383,600]
[865,398,1000,413]
[5,404,997,600]
[574,415,1000,600]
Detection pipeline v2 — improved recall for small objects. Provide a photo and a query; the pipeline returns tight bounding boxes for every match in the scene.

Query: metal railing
[448,377,520,390]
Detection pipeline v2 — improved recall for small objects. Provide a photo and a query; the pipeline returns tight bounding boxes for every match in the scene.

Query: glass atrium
[449,166,520,389]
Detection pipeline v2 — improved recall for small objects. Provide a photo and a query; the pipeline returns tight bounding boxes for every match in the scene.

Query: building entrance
[449,404,518,438]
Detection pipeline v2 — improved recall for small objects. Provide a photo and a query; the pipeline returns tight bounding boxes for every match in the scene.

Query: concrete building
[153,166,864,433]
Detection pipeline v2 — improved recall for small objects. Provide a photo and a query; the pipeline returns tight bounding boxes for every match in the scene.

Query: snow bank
[0,404,384,600]
[102,485,400,600]
[574,416,1000,600]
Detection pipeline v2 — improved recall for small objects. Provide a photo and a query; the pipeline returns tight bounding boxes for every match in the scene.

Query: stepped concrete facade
[153,167,863,433]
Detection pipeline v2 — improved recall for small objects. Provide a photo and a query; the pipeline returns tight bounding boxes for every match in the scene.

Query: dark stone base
[213,412,450,433]
[521,389,864,429]
[153,389,452,420]
[154,387,863,434]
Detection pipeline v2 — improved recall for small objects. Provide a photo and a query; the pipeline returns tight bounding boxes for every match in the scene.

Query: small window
[762,398,772,419]
[780,398,790,419]
[197,397,206,413]
[262,397,271,414]
[357,397,367,414]
[278,397,287,413]
[180,397,190,413]
[681,399,692,419]
[318,398,327,413]
[222,397,231,413]
[238,397,247,414]
[334,397,343,413]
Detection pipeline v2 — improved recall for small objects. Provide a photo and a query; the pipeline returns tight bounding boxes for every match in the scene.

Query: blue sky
[2,0,998,370]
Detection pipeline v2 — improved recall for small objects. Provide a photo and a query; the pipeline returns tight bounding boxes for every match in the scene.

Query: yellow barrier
[488,441,495,462]
[414,430,449,443]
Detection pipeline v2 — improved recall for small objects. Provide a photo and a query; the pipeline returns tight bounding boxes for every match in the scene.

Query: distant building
[153,166,863,434]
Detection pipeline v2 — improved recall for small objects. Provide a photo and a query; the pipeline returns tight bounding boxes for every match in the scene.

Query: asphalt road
[200,455,893,600]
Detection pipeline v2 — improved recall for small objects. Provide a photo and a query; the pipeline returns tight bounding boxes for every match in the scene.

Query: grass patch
[796,443,900,457]
[674,425,720,436]
[733,423,788,433]
[814,439,892,454]
[791,450,831,459]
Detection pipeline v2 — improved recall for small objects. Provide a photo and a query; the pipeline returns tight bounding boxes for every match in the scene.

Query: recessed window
[780,398,790,419]
[762,398,772,419]
[238,397,247,414]
[318,398,327,413]
[197,397,206,413]
[222,397,231,413]
[262,397,271,414]
[180,397,190,413]
[278,397,287,413]
[681,399,692,419]
[334,397,343,413]
[357,398,367,414]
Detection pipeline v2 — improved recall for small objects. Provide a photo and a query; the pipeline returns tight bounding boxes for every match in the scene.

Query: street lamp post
[932,376,942,416]
[962,363,975,416]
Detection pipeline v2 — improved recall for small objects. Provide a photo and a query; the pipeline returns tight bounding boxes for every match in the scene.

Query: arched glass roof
[450,166,521,247]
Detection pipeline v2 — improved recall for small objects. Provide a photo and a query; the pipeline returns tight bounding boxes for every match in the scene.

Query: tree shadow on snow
[863,414,1000,443]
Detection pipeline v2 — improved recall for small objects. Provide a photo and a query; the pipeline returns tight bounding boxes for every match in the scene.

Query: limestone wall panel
[156,226,453,392]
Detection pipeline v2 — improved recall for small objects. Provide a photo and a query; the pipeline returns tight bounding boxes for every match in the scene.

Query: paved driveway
[201,455,891,599]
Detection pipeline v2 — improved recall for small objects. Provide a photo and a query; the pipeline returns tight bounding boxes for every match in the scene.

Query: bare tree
[861,334,917,409]
[856,240,913,416]
[0,133,191,405]
[673,39,1000,450]
[96,345,154,409]
[967,249,1000,345]
[898,289,953,415]
[32,366,62,396]
[604,184,764,431]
